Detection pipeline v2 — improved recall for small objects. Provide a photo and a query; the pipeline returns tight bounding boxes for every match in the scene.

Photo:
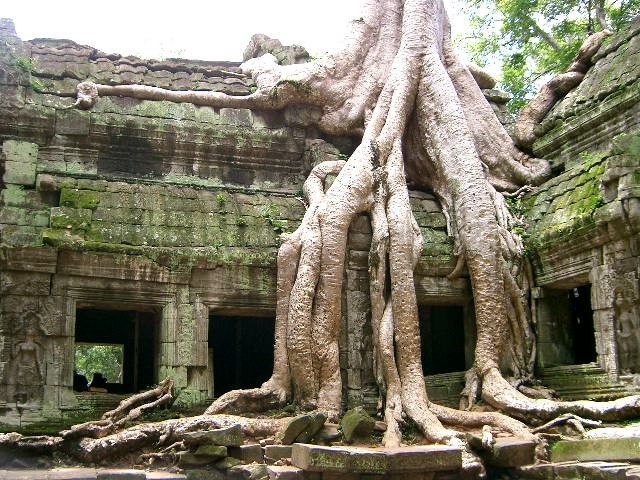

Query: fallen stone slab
[183,424,244,448]
[551,437,640,463]
[0,470,51,480]
[517,461,635,480]
[468,435,536,467]
[276,415,312,445]
[227,463,269,480]
[229,444,264,464]
[340,407,375,443]
[179,452,219,468]
[291,443,462,473]
[265,445,293,464]
[146,472,188,480]
[96,470,146,480]
[194,445,228,460]
[295,412,327,443]
[48,468,99,480]
[266,465,304,480]
[182,470,225,480]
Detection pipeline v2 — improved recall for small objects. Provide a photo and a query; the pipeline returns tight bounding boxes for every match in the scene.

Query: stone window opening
[74,308,157,394]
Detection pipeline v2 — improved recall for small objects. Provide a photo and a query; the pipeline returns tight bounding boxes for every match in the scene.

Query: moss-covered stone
[59,188,101,210]
[340,406,375,443]
[49,207,92,232]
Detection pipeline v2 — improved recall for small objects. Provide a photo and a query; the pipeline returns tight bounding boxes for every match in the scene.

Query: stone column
[590,264,619,376]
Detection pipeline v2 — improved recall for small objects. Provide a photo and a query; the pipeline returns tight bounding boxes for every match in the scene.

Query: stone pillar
[341,215,376,412]
[590,264,619,376]
[161,287,210,407]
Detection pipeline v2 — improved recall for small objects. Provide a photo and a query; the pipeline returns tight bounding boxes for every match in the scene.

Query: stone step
[291,443,462,474]
[538,363,635,400]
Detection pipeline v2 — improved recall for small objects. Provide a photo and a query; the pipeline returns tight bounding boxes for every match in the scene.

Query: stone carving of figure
[615,292,640,374]
[6,326,45,405]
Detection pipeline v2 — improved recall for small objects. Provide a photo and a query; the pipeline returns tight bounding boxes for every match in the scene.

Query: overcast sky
[2,1,469,62]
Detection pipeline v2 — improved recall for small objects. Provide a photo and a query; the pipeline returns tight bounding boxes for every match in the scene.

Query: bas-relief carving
[3,311,46,406]
[615,286,640,373]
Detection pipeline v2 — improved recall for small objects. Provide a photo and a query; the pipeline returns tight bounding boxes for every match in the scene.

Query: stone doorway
[537,284,597,368]
[74,309,157,394]
[208,315,275,398]
[419,305,467,375]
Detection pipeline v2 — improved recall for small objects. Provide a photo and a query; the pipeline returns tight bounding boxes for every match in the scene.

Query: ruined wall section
[0,19,466,422]
[533,18,640,170]
[527,18,640,391]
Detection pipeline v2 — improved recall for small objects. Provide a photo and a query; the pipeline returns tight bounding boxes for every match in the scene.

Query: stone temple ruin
[0,10,639,451]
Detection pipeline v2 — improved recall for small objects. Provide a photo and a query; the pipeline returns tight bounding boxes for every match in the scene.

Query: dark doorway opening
[75,309,156,393]
[208,315,275,398]
[419,305,466,375]
[568,285,597,364]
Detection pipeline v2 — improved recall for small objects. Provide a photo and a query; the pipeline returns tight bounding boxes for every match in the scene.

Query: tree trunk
[66,0,640,457]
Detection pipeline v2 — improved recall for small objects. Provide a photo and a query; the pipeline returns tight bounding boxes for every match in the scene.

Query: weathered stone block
[229,444,264,464]
[551,437,640,462]
[291,444,462,473]
[266,466,304,480]
[227,463,269,480]
[95,470,147,479]
[468,435,536,467]
[214,456,245,470]
[50,207,92,231]
[194,445,228,460]
[183,424,244,447]
[386,446,462,472]
[60,189,101,210]
[3,160,37,186]
[179,452,218,468]
[3,140,38,164]
[1,184,26,206]
[264,445,293,463]
[276,414,314,444]
[56,109,90,135]
[340,406,375,443]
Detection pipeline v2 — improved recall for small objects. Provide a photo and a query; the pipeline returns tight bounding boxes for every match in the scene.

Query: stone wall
[0,19,470,424]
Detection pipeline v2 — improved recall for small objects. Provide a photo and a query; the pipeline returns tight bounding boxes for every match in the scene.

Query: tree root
[62,378,174,440]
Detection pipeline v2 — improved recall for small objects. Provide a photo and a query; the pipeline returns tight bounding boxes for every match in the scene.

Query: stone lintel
[0,247,58,273]
[291,444,461,474]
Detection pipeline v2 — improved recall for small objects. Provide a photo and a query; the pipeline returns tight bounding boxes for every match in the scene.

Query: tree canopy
[461,0,640,111]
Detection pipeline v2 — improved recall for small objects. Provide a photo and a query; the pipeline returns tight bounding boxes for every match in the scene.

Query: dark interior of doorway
[568,285,597,364]
[75,309,156,394]
[209,315,275,398]
[419,305,466,375]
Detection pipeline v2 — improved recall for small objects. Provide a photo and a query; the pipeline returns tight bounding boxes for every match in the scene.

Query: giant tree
[6,0,640,461]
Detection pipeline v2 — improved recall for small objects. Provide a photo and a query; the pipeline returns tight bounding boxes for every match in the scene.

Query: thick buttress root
[66,0,640,457]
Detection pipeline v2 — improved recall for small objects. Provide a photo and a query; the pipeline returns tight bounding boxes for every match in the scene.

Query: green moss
[60,189,101,210]
[1,184,26,207]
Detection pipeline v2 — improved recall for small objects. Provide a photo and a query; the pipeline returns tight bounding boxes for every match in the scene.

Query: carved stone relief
[3,309,46,406]
[615,281,640,373]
